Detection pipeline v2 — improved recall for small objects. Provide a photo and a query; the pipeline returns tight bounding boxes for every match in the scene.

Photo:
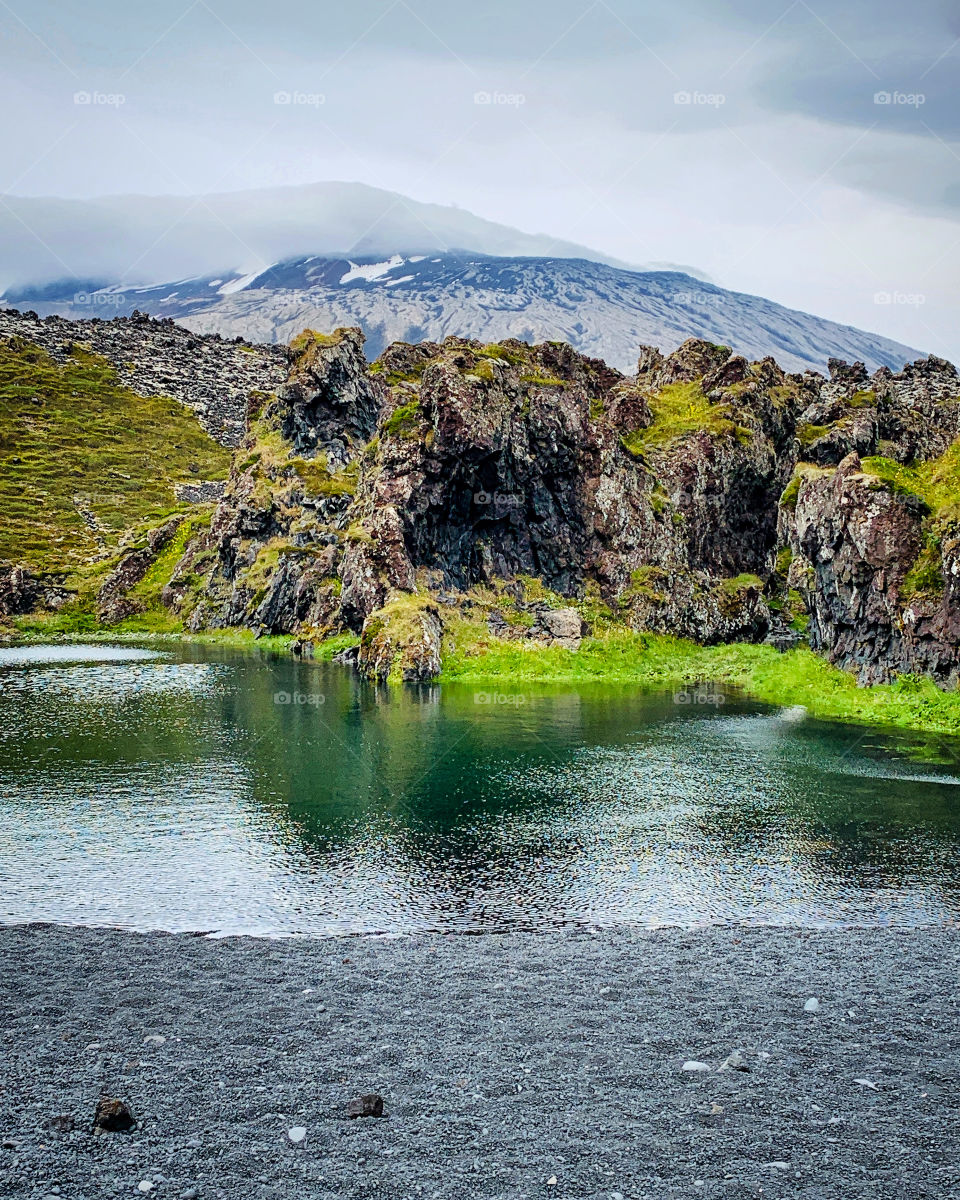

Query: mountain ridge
[7,251,924,377]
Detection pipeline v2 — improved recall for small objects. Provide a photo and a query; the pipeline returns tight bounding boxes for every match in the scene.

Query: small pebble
[288,1126,307,1143]
[804,997,821,1013]
[682,1060,711,1073]
[138,1183,155,1195]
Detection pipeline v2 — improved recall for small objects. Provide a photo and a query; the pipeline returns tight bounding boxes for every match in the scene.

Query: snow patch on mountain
[219,269,272,296]
[339,255,406,284]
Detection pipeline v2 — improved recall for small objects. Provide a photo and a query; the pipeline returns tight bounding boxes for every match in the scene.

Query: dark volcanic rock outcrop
[96,517,185,625]
[783,451,960,685]
[157,328,960,684]
[174,329,384,635]
[0,566,72,616]
[6,311,958,689]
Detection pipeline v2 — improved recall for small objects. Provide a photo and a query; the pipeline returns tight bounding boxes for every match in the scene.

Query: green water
[1,641,959,935]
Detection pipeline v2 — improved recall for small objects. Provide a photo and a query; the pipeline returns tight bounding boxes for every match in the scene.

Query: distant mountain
[6,251,924,375]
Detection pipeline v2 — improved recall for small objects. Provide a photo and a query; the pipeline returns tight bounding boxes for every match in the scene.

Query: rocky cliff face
[123,324,955,686]
[7,312,958,689]
[777,357,960,683]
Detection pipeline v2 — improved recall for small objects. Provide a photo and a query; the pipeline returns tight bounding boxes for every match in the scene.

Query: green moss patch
[620,381,748,456]
[797,422,831,448]
[519,371,567,388]
[862,441,960,518]
[384,400,423,438]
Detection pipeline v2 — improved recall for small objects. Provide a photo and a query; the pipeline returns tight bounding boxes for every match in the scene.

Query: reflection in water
[1,642,960,935]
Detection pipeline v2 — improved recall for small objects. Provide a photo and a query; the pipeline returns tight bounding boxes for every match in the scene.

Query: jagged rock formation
[96,516,184,625]
[6,314,959,689]
[0,566,72,616]
[131,324,955,686]
[778,357,960,683]
[161,330,382,636]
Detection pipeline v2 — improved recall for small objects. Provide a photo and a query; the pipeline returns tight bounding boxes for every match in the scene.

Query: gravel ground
[0,924,958,1200]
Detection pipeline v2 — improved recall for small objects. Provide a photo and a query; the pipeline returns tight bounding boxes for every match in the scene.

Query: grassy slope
[620,380,750,455]
[0,337,230,570]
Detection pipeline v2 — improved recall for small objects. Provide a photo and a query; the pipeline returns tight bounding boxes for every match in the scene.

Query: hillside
[0,336,235,574]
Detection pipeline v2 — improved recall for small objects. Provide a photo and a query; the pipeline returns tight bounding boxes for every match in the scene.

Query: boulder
[346,1093,384,1119]
[542,607,586,649]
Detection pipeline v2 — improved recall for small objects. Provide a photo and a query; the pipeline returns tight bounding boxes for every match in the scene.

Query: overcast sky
[1,0,958,359]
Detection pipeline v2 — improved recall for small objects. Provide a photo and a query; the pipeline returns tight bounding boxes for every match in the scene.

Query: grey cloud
[0,0,958,360]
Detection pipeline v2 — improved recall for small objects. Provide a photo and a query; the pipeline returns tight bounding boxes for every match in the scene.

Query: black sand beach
[1,924,958,1199]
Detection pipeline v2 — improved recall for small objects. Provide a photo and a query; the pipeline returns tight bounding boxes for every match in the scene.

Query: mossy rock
[358,594,443,682]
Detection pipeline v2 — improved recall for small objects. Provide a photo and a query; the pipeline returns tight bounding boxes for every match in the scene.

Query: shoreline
[7,624,960,742]
[2,921,958,1199]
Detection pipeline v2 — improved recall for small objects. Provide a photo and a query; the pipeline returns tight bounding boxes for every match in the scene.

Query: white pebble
[138,1183,155,1194]
[804,997,820,1013]
[143,1035,166,1045]
[288,1126,307,1143]
[682,1060,711,1073]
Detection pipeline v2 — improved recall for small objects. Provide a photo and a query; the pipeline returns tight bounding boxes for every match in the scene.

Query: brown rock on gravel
[92,1097,136,1134]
